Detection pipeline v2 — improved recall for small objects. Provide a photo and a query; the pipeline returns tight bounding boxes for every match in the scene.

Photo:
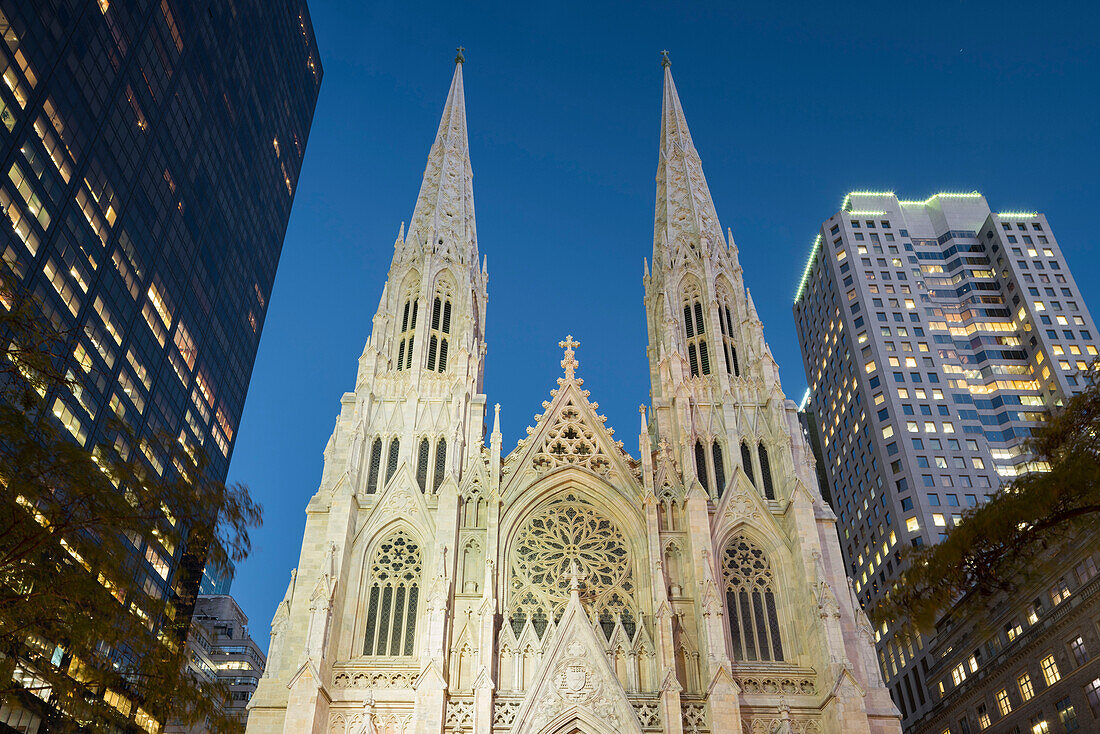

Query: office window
[1041,654,1061,685]
[1057,697,1079,731]
[997,688,1012,716]
[1019,672,1035,701]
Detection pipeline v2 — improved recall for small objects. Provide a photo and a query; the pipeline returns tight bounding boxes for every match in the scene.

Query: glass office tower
[793,191,1099,727]
[0,0,320,728]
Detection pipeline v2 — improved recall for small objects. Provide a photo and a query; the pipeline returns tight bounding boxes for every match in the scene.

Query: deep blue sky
[227,0,1100,643]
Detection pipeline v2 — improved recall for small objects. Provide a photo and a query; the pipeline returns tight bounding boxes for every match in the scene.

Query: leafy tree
[874,366,1100,631]
[0,274,261,732]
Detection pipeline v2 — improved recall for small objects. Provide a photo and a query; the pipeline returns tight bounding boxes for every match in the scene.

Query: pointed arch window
[426,295,452,372]
[740,441,756,487]
[365,438,383,494]
[758,444,775,500]
[385,439,400,483]
[683,295,711,377]
[722,536,783,662]
[432,438,447,493]
[694,440,709,493]
[363,531,421,657]
[396,297,418,371]
[416,438,430,492]
[718,302,740,377]
[712,440,726,498]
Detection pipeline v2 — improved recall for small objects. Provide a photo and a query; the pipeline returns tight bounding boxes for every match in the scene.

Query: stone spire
[653,56,725,268]
[406,57,479,267]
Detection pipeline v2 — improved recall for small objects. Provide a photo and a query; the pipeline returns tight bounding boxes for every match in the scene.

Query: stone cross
[455,46,465,64]
[660,50,671,68]
[559,334,580,380]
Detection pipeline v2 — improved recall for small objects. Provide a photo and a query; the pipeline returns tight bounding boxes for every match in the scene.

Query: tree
[874,366,1100,632]
[0,273,262,732]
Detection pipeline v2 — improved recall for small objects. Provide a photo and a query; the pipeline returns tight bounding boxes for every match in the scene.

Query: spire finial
[559,335,580,380]
[455,46,465,64]
[565,561,587,593]
[660,50,671,68]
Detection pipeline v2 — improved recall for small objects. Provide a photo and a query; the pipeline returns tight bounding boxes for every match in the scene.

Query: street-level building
[168,595,268,733]
[912,544,1100,734]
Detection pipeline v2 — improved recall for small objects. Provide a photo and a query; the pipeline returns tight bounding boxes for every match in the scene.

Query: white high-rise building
[245,55,901,734]
[792,191,1100,726]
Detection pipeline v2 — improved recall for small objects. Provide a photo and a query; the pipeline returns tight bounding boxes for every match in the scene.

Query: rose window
[508,493,636,637]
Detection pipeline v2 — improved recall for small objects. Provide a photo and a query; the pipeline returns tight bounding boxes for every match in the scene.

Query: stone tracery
[508,492,637,632]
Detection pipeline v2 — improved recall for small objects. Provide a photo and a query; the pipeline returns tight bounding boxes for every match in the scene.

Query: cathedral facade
[245,55,902,734]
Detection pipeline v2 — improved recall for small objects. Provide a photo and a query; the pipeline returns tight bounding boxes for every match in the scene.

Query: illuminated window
[997,688,1012,716]
[906,517,919,532]
[1019,672,1034,701]
[1041,654,1061,685]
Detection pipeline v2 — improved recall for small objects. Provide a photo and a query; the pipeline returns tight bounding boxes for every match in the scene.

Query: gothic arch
[357,527,424,658]
[394,270,421,371]
[719,534,785,663]
[712,524,797,663]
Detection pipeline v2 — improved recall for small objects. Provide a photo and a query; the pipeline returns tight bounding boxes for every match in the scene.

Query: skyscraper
[246,56,900,734]
[0,0,320,727]
[792,191,1099,725]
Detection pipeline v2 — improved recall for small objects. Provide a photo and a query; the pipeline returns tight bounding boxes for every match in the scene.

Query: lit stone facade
[245,57,901,734]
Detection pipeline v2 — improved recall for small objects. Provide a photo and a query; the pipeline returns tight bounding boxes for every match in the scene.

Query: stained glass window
[363,531,421,656]
[508,492,636,638]
[366,437,382,494]
[758,444,775,500]
[722,536,783,662]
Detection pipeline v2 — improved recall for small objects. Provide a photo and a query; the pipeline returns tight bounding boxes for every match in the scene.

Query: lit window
[1041,654,1061,685]
[906,517,919,532]
[997,688,1012,715]
[932,514,946,527]
[1019,672,1034,701]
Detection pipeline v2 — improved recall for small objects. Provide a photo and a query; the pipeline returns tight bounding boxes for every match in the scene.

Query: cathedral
[245,53,902,734]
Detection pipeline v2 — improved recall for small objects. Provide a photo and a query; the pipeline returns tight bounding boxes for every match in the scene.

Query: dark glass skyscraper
[0,0,320,728]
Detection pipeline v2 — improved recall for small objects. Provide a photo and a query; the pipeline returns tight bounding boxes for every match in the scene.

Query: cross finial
[565,561,587,593]
[660,50,671,68]
[559,334,580,380]
[455,46,465,64]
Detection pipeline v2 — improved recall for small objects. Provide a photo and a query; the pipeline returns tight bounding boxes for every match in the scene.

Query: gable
[510,591,644,734]
[503,378,640,496]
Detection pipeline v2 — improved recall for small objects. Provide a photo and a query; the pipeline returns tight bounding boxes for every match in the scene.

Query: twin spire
[655,54,727,268]
[405,53,478,268]
[403,52,723,272]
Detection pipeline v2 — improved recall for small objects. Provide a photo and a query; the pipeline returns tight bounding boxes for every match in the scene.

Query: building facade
[912,545,1100,734]
[245,57,900,734]
[792,192,1100,727]
[0,0,320,728]
[167,595,268,733]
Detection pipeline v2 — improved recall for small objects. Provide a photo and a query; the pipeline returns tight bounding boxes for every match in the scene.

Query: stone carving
[529,639,622,731]
[681,701,709,733]
[509,492,636,625]
[532,399,612,475]
[332,670,418,689]
[632,699,662,729]
[444,698,474,729]
[492,700,520,727]
[735,673,817,695]
[744,717,822,734]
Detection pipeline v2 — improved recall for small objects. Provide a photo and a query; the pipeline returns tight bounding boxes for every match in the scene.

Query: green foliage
[0,274,261,732]
[874,366,1100,632]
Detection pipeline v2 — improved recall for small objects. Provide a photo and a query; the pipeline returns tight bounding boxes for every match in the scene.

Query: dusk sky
[227,0,1100,643]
